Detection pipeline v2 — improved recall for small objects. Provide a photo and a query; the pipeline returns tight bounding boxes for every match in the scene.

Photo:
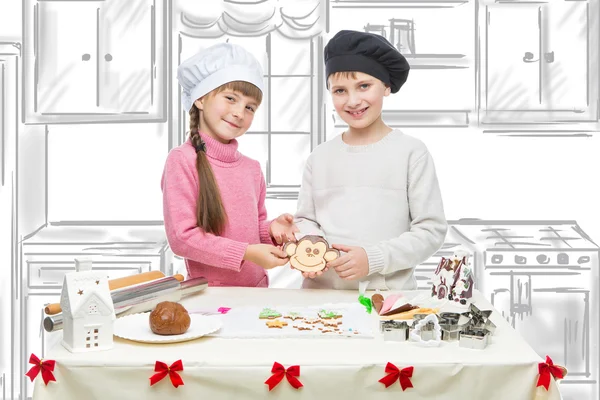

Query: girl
[162,43,298,287]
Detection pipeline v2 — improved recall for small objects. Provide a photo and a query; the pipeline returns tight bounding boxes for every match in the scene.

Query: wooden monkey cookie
[283,235,339,272]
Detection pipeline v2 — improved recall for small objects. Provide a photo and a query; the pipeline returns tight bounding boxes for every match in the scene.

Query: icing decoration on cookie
[284,312,304,321]
[283,235,339,272]
[259,308,281,319]
[318,309,342,319]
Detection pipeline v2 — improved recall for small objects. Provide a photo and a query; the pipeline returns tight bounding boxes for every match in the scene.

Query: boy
[294,30,448,290]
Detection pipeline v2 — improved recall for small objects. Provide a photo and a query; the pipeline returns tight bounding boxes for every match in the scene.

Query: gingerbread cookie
[304,317,321,324]
[284,312,304,321]
[266,319,288,329]
[283,236,339,273]
[322,319,342,327]
[318,309,342,319]
[259,308,281,319]
[293,324,312,331]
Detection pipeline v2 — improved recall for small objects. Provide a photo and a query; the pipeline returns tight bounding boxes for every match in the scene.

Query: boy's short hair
[330,71,357,80]
[327,71,390,90]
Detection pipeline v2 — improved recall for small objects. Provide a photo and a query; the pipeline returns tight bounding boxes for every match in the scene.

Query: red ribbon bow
[25,353,56,386]
[537,356,564,390]
[149,360,184,388]
[379,362,414,391]
[264,362,303,391]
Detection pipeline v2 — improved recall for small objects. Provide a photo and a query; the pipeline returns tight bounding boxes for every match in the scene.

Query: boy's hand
[244,244,289,270]
[326,244,369,281]
[269,213,300,245]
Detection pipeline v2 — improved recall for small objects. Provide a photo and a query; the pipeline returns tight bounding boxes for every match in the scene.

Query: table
[33,288,563,399]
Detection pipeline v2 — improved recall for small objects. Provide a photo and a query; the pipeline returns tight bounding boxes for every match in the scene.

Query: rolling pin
[43,276,209,332]
[44,271,183,315]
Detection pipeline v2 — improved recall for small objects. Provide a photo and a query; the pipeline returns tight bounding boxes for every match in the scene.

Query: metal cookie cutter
[380,320,409,342]
[410,314,439,340]
[439,312,471,341]
[459,328,491,350]
[466,304,496,335]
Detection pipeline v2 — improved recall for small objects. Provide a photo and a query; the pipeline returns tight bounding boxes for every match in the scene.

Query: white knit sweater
[294,130,448,290]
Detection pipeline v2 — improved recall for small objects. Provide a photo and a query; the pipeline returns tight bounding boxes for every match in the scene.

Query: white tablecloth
[33,288,563,400]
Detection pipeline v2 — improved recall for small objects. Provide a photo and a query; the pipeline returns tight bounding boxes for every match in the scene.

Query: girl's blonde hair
[189,80,263,235]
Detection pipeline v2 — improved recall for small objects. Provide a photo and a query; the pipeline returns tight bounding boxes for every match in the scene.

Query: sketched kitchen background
[0,1,599,399]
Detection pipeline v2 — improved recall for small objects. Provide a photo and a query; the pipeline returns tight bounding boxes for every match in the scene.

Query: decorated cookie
[318,309,342,319]
[283,235,340,273]
[284,312,304,321]
[266,319,288,329]
[304,317,321,324]
[293,324,312,331]
[322,319,342,327]
[259,307,282,319]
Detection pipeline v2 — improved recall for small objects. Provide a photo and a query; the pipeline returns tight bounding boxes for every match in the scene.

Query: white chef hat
[177,42,265,113]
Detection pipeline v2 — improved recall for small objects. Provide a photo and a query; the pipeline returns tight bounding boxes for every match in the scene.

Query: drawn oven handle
[522,52,538,63]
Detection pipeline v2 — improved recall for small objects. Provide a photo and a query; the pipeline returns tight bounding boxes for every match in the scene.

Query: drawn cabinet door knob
[82,54,91,61]
[522,52,538,63]
[104,54,113,62]
[544,51,554,63]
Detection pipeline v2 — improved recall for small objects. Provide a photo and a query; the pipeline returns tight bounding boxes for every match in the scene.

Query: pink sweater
[161,133,274,287]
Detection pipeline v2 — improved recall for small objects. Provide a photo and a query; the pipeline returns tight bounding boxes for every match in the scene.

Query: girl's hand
[244,244,289,270]
[269,213,300,245]
[326,244,369,281]
[299,267,329,279]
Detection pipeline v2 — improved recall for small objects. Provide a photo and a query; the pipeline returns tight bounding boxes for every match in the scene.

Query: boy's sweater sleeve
[294,155,326,238]
[363,151,448,276]
[257,169,276,245]
[161,150,249,271]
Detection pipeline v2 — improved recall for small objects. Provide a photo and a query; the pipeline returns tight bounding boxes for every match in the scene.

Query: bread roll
[149,301,191,335]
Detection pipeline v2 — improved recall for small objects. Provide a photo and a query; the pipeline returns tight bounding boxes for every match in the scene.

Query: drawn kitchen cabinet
[23,0,166,124]
[328,1,475,130]
[481,0,598,124]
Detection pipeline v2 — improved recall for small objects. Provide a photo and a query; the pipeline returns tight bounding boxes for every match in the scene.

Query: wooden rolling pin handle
[43,272,184,315]
[44,303,62,315]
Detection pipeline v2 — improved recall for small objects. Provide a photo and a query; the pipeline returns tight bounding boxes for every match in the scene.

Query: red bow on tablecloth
[379,362,414,390]
[265,362,303,391]
[25,353,56,386]
[149,360,184,388]
[537,356,564,390]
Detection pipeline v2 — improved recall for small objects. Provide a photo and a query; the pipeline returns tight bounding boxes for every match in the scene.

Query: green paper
[358,295,372,314]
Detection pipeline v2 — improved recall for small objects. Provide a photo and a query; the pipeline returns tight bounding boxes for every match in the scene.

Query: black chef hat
[324,30,410,93]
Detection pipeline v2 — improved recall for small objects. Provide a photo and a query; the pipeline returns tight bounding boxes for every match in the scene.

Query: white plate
[113,313,222,344]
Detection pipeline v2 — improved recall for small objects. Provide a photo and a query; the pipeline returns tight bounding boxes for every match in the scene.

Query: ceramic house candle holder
[60,258,116,353]
[380,320,409,342]
[439,312,471,341]
[459,327,491,350]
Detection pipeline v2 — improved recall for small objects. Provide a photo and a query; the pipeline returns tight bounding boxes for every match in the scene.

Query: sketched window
[237,31,314,195]
[179,33,316,195]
